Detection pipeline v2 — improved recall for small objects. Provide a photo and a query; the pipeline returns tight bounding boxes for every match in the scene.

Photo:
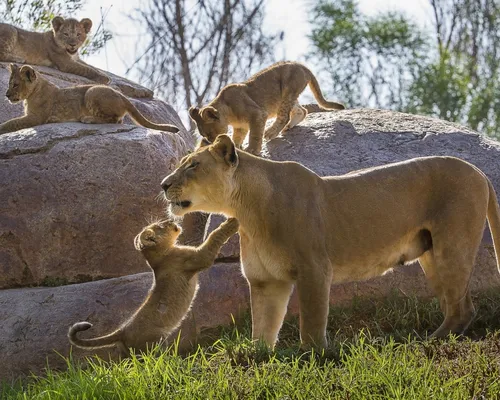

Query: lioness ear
[189,106,200,121]
[51,16,64,32]
[211,134,238,167]
[200,106,220,122]
[196,137,212,149]
[80,18,92,33]
[20,65,36,83]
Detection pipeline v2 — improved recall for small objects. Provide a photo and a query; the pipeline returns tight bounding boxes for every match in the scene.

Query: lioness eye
[188,162,199,170]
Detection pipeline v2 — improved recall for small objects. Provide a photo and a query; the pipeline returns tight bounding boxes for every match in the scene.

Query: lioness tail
[487,179,500,275]
[123,97,180,133]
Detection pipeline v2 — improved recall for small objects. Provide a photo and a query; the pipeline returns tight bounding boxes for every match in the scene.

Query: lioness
[68,217,239,355]
[0,17,109,83]
[188,61,345,155]
[0,64,179,134]
[161,135,500,349]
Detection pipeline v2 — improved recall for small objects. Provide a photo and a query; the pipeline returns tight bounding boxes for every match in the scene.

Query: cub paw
[223,217,239,234]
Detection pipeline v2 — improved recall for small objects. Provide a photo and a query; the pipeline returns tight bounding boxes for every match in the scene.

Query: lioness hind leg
[425,228,482,338]
[249,280,294,348]
[283,102,308,132]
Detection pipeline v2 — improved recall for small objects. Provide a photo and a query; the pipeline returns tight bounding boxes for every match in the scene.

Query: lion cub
[0,17,109,83]
[68,217,239,355]
[189,61,345,155]
[0,64,179,134]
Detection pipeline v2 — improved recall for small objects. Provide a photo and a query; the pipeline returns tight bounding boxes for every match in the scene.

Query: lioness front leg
[248,279,294,348]
[296,266,332,349]
[0,116,41,134]
[54,58,110,84]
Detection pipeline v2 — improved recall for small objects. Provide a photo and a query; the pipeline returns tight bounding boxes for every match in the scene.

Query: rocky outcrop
[0,62,196,288]
[0,263,248,382]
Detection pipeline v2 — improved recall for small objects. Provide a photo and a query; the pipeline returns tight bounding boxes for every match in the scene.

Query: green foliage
[309,0,429,109]
[0,0,112,56]
[3,291,500,399]
[309,0,500,138]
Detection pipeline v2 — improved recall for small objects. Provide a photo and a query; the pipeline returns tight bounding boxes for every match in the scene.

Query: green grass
[3,290,500,399]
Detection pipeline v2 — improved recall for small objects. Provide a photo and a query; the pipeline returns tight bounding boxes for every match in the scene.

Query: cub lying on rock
[0,64,179,134]
[68,217,239,355]
[0,17,109,83]
[189,61,345,155]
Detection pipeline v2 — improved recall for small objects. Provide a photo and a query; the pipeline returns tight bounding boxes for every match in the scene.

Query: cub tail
[68,321,124,350]
[123,97,180,133]
[304,67,345,110]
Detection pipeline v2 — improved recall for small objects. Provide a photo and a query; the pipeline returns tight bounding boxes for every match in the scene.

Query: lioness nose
[161,177,172,192]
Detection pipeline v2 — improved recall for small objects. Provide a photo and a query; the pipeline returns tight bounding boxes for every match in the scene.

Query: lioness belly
[332,229,432,283]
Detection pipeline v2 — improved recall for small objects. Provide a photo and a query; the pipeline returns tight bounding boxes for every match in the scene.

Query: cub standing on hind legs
[68,217,239,355]
[0,16,110,84]
[0,64,179,134]
[188,61,345,155]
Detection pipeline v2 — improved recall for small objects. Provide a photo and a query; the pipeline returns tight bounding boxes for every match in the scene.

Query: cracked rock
[0,63,196,288]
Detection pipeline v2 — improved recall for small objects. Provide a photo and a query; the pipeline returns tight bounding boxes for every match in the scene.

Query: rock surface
[0,263,248,382]
[0,62,196,288]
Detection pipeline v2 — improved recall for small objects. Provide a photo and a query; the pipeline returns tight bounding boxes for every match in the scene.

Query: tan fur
[68,217,239,355]
[0,17,109,83]
[189,61,345,155]
[0,64,179,134]
[161,135,500,349]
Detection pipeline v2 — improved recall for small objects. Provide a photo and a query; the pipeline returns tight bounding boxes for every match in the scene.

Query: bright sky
[82,0,433,79]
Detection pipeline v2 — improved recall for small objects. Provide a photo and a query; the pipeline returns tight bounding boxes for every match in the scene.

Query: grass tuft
[2,290,500,399]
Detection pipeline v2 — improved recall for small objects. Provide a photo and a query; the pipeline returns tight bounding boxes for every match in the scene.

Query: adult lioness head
[52,16,92,55]
[5,64,38,103]
[161,135,238,216]
[189,106,229,143]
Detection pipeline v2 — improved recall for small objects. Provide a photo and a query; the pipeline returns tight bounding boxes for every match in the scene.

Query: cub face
[51,17,92,56]
[161,135,239,216]
[189,106,228,143]
[5,64,38,103]
[134,220,182,252]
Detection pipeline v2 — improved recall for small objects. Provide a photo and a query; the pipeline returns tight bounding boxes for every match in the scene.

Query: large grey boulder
[0,263,248,382]
[0,62,196,288]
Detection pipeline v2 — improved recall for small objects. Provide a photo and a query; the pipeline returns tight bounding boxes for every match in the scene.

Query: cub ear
[80,18,92,33]
[135,228,156,250]
[51,16,64,32]
[19,65,36,83]
[211,134,238,167]
[8,63,18,73]
[200,106,220,122]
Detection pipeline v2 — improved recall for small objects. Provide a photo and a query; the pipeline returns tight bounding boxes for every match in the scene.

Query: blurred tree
[309,0,500,138]
[130,0,279,117]
[309,0,428,110]
[1,0,112,56]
